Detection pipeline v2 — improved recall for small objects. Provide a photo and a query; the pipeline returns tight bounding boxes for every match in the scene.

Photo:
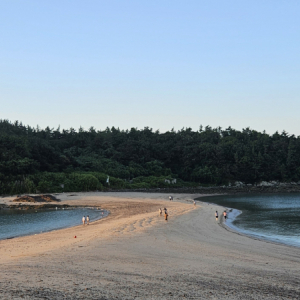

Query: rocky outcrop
[13,194,60,203]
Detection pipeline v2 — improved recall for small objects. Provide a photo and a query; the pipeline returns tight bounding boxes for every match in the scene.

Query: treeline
[1,119,300,194]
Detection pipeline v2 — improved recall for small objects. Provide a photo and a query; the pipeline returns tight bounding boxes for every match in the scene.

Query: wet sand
[0,192,300,299]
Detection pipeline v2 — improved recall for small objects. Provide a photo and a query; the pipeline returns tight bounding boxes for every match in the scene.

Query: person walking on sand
[193,200,196,207]
[223,211,227,220]
[86,215,90,225]
[215,211,218,220]
[82,216,86,225]
[164,210,168,221]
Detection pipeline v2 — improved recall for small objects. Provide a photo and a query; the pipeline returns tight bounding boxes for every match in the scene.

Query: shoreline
[2,191,299,250]
[197,194,300,250]
[2,191,299,249]
[1,192,300,299]
[219,208,300,250]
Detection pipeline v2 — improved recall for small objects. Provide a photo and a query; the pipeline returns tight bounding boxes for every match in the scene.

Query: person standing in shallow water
[223,211,227,220]
[82,216,86,225]
[86,215,90,225]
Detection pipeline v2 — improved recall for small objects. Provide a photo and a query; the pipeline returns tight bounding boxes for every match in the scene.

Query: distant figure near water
[163,207,168,220]
[223,211,227,220]
[164,210,168,221]
[215,211,218,220]
[86,215,90,225]
[82,216,86,225]
[169,196,173,201]
[193,200,196,206]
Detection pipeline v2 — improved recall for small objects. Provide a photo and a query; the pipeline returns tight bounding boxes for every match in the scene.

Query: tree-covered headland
[1,119,300,195]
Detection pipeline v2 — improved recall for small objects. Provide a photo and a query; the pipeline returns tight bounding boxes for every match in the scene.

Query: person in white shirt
[82,216,86,225]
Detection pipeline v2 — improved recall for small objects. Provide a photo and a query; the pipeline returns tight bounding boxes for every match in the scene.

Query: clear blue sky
[1,1,299,134]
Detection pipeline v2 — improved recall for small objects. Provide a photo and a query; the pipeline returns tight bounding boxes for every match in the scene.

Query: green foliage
[191,166,221,184]
[6,177,36,194]
[89,172,108,185]
[37,180,51,193]
[132,176,170,188]
[72,174,100,191]
[2,119,300,194]
[109,176,125,188]
[24,178,35,193]
[127,182,151,189]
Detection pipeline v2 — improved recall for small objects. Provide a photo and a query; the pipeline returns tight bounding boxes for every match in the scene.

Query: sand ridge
[0,193,195,263]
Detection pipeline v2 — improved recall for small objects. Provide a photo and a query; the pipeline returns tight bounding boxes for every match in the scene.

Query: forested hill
[1,119,300,194]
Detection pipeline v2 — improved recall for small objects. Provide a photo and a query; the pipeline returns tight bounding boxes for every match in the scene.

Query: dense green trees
[1,119,300,194]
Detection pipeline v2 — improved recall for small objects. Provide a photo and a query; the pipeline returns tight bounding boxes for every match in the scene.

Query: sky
[1,1,300,135]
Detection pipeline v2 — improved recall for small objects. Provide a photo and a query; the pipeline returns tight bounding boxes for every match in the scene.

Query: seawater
[199,193,300,247]
[0,207,109,240]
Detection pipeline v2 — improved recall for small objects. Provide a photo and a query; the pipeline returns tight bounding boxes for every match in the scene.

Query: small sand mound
[13,195,60,203]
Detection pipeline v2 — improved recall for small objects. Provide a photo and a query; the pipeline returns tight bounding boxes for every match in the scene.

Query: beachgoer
[159,208,162,216]
[193,201,196,206]
[86,215,90,225]
[223,211,227,220]
[215,211,218,220]
[82,216,86,225]
[169,196,172,201]
[164,211,168,221]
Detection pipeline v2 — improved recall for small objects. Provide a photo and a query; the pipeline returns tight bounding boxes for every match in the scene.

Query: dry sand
[0,192,300,299]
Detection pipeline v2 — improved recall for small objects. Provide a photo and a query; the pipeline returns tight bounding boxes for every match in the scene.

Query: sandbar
[0,192,299,299]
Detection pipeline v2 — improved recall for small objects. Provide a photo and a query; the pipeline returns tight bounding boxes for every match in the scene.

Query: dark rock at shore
[13,194,60,203]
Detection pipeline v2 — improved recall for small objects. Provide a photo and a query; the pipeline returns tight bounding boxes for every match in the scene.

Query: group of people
[159,207,168,220]
[215,210,227,220]
[81,197,226,226]
[82,215,90,225]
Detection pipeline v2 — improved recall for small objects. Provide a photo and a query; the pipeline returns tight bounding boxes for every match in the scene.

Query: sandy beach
[0,192,300,299]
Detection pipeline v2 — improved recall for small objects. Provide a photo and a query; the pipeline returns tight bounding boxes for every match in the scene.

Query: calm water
[0,207,109,240]
[198,194,300,247]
